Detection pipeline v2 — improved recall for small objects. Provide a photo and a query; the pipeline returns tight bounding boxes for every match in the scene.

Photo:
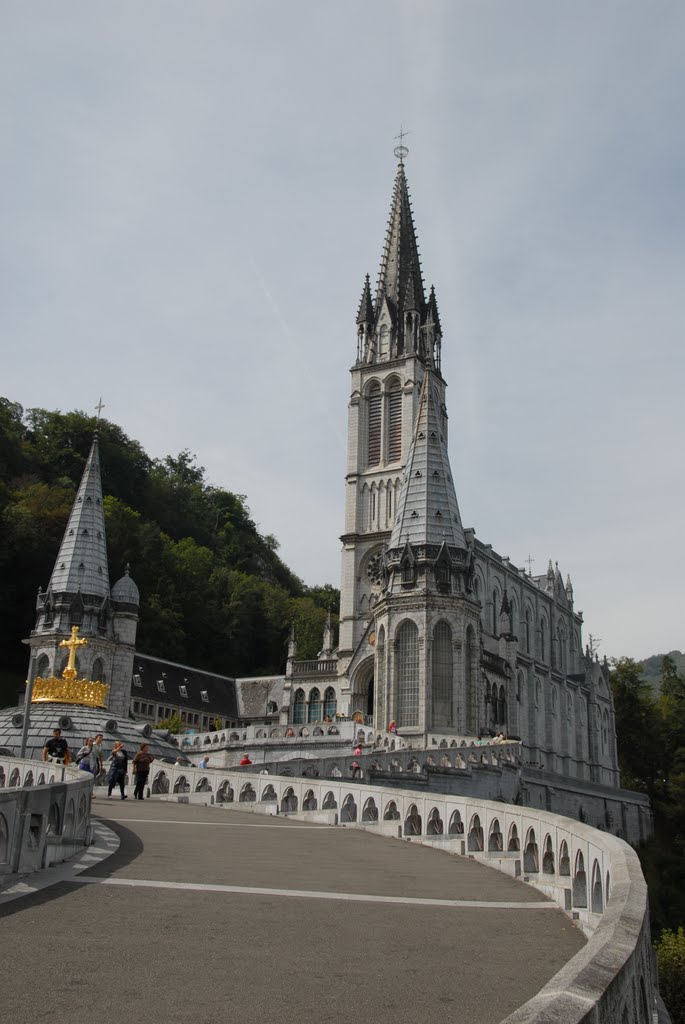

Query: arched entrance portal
[350,656,375,722]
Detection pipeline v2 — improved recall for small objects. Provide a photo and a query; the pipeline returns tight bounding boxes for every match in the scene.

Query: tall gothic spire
[47,434,110,599]
[358,157,442,368]
[389,370,466,550]
[375,160,426,318]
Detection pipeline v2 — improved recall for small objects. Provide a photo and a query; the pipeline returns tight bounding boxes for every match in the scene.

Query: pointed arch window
[431,621,453,727]
[378,324,389,359]
[387,379,402,462]
[396,620,419,728]
[367,382,382,467]
[308,688,322,722]
[292,688,306,725]
[323,687,337,720]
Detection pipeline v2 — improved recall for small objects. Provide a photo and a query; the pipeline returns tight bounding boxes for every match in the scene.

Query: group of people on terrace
[41,727,155,799]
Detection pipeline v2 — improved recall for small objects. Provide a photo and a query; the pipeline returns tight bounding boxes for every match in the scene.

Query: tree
[656,928,685,1024]
[158,714,183,734]
[610,658,664,799]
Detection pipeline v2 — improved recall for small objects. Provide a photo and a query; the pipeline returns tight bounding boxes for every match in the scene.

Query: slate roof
[132,654,238,719]
[389,369,466,550]
[0,702,179,762]
[47,436,110,599]
[235,676,286,718]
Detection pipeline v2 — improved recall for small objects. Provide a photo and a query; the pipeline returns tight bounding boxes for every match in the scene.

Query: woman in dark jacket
[132,743,154,800]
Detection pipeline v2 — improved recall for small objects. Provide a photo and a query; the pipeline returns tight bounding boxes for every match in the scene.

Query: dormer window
[157,679,166,693]
[179,684,188,698]
[402,563,415,583]
[133,674,142,688]
[201,690,209,703]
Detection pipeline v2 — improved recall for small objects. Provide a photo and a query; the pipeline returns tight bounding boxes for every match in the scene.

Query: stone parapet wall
[149,762,658,1022]
[0,756,93,880]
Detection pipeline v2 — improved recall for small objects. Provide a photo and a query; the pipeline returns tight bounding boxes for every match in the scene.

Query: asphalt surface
[0,797,586,1024]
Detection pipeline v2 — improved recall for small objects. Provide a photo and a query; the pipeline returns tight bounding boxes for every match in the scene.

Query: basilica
[1,153,619,791]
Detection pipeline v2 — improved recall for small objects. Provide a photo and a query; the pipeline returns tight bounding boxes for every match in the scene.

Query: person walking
[132,742,154,800]
[107,741,129,799]
[91,733,104,779]
[75,737,94,774]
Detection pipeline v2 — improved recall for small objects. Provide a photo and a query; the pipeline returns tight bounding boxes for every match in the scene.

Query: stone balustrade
[0,756,93,880]
[148,761,657,1023]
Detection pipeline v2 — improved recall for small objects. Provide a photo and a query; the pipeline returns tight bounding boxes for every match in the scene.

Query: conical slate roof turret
[389,370,466,550]
[47,435,110,599]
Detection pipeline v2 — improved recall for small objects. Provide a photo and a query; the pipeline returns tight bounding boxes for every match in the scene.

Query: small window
[133,700,140,712]
[157,679,166,693]
[133,674,142,687]
[179,684,188,698]
[201,690,209,703]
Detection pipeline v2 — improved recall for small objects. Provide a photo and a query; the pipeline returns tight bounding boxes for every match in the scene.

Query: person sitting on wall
[43,728,70,764]
[239,753,253,766]
[387,721,398,736]
[198,755,210,769]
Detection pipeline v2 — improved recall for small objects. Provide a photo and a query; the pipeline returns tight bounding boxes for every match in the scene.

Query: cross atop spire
[393,126,410,164]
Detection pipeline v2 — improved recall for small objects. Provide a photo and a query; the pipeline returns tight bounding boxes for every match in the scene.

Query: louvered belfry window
[367,383,382,466]
[388,380,402,462]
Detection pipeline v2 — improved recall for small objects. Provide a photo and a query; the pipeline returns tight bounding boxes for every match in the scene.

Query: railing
[0,756,93,879]
[292,660,338,675]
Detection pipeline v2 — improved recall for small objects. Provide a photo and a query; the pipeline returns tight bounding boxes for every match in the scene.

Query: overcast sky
[1,2,683,662]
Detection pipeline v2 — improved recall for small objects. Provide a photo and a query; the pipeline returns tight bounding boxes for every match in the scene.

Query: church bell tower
[338,150,480,735]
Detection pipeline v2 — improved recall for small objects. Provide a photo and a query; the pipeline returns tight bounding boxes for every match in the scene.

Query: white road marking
[96,817,334,829]
[67,875,557,909]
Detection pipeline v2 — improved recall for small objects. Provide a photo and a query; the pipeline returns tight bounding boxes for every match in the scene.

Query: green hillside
[0,397,338,707]
[639,651,685,692]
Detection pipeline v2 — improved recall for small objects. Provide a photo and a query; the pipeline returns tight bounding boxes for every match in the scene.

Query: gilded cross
[60,625,88,680]
[94,397,105,420]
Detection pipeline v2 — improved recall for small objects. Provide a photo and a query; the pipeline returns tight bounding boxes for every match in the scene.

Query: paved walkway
[1,798,585,1024]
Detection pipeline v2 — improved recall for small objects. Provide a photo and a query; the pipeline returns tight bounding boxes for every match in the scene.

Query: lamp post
[19,672,35,759]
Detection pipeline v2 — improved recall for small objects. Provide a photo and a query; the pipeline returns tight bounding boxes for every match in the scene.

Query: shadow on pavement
[0,820,144,920]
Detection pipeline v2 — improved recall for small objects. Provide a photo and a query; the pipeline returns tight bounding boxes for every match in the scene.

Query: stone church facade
[287,155,619,787]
